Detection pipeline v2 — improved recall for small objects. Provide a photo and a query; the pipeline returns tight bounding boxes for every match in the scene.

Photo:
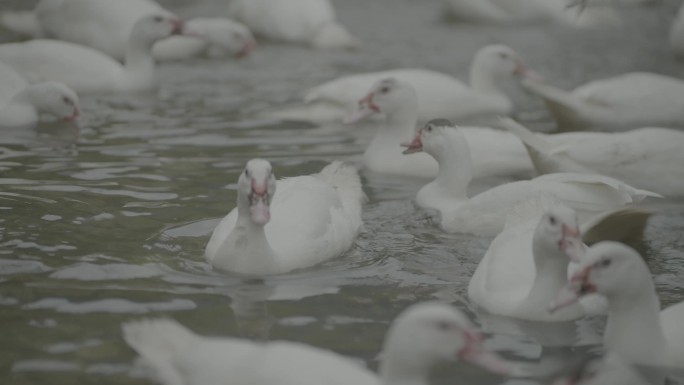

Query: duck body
[659,301,684,368]
[434,173,653,236]
[0,60,28,106]
[468,202,585,322]
[0,60,80,127]
[227,0,357,49]
[0,39,137,93]
[406,121,659,237]
[122,319,379,385]
[469,200,651,321]
[548,128,684,196]
[344,77,534,179]
[443,0,620,27]
[0,0,253,62]
[3,0,168,60]
[670,2,684,59]
[0,14,183,93]
[123,303,513,385]
[552,242,684,368]
[364,124,532,180]
[302,69,511,124]
[270,45,531,125]
[522,73,684,131]
[502,118,684,197]
[205,161,364,276]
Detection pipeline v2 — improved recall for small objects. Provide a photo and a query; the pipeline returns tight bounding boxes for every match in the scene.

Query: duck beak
[401,128,424,154]
[549,266,596,313]
[171,19,184,35]
[559,224,586,262]
[343,92,380,124]
[237,38,256,58]
[64,107,80,122]
[249,178,271,225]
[458,329,512,375]
[513,58,544,81]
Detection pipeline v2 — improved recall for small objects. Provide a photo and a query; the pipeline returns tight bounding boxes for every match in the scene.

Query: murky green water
[1,0,683,384]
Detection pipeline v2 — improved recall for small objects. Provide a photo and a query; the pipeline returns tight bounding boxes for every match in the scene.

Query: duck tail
[521,79,591,132]
[581,208,654,245]
[499,117,591,175]
[318,161,366,211]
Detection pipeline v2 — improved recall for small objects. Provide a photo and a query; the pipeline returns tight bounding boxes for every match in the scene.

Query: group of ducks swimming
[1,0,684,384]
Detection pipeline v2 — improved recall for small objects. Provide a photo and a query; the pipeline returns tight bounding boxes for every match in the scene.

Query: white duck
[227,0,358,50]
[468,199,650,321]
[152,18,255,61]
[501,118,684,197]
[0,0,255,61]
[0,61,79,127]
[205,159,365,276]
[670,2,684,59]
[443,0,621,28]
[344,78,534,179]
[551,241,684,368]
[521,74,684,132]
[0,14,184,93]
[267,44,534,124]
[122,302,512,385]
[402,119,660,236]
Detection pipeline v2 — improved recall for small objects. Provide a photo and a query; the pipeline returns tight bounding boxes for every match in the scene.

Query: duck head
[238,159,277,226]
[344,78,418,124]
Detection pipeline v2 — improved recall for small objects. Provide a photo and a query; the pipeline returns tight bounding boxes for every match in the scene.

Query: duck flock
[2,0,684,384]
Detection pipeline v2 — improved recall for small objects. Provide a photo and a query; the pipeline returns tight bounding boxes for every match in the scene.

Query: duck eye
[426,125,433,132]
[380,86,390,94]
[244,169,250,177]
[596,259,612,268]
[499,52,508,59]
[154,16,164,22]
[436,321,451,331]
[549,216,556,225]
[62,96,70,104]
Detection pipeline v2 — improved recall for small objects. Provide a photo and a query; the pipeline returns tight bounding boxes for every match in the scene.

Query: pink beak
[559,224,586,262]
[171,19,184,35]
[237,38,256,58]
[249,179,270,226]
[458,329,513,375]
[513,59,544,81]
[64,107,80,122]
[343,92,380,124]
[400,128,424,154]
[549,266,596,313]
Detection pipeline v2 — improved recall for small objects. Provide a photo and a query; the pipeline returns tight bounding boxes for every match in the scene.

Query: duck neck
[379,352,431,385]
[369,107,419,155]
[123,36,157,89]
[217,201,279,275]
[524,240,571,307]
[604,284,667,365]
[0,90,38,127]
[427,131,472,201]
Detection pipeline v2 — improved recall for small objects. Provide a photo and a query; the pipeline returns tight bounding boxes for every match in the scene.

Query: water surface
[1,0,683,384]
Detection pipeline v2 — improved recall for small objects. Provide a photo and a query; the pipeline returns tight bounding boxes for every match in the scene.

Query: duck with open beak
[343,83,383,124]
[401,126,424,154]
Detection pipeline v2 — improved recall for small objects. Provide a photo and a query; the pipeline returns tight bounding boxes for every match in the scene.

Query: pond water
[1,0,683,384]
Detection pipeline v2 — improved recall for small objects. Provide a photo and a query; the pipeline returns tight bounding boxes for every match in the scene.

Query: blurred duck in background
[0,61,79,128]
[0,0,255,62]
[227,0,359,50]
[0,14,191,93]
